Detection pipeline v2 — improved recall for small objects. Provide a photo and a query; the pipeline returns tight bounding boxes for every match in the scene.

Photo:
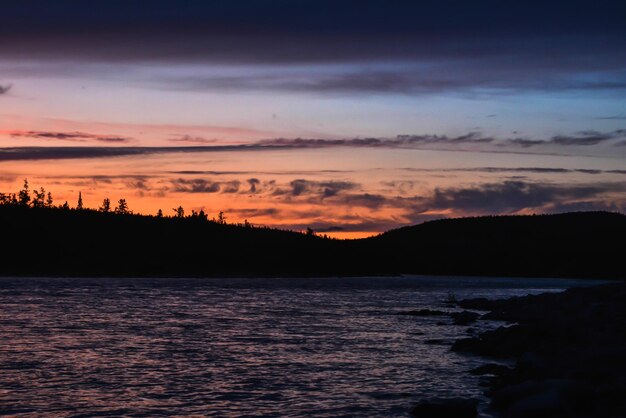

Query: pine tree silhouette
[173,206,185,218]
[115,199,129,214]
[18,179,30,206]
[100,198,111,212]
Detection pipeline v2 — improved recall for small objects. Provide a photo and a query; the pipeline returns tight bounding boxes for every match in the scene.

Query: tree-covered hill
[1,180,624,279]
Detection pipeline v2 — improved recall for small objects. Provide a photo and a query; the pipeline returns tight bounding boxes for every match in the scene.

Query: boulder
[451,311,480,325]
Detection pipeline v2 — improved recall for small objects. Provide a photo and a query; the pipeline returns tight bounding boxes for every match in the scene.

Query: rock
[451,311,480,325]
[454,283,626,418]
[469,363,511,376]
[491,379,586,418]
[398,309,448,316]
[424,339,448,345]
[409,398,478,418]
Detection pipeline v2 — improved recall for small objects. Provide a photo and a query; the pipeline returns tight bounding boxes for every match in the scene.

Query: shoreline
[451,282,626,418]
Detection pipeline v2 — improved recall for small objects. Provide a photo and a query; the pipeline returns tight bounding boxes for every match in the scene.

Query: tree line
[0,179,245,226]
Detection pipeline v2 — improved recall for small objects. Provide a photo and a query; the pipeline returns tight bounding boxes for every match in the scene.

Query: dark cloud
[0,147,145,161]
[10,130,132,143]
[332,193,390,209]
[0,84,12,94]
[170,178,241,194]
[125,178,150,191]
[226,207,280,218]
[550,130,626,146]
[0,145,284,162]
[1,2,625,96]
[261,130,626,151]
[549,200,622,213]
[426,181,626,214]
[382,181,416,194]
[171,178,221,193]
[305,180,626,221]
[288,179,359,198]
[506,138,546,148]
[261,133,495,149]
[506,130,626,148]
[221,181,241,194]
[1,128,626,163]
[247,178,260,193]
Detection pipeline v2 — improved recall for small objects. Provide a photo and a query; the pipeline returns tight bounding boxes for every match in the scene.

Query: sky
[1,0,625,237]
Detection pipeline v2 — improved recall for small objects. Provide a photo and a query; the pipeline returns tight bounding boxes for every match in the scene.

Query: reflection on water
[0,276,591,417]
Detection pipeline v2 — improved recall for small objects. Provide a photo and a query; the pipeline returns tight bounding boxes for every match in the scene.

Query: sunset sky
[1,1,625,237]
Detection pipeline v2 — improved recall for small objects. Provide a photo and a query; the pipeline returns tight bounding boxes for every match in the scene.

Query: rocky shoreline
[448,282,626,418]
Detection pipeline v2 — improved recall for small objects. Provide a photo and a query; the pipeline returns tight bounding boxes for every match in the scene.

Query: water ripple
[0,276,586,417]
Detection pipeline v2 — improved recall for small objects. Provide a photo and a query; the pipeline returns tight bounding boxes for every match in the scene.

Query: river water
[0,276,595,417]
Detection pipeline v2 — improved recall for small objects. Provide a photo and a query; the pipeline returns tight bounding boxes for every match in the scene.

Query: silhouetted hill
[1,205,624,279]
[366,212,626,279]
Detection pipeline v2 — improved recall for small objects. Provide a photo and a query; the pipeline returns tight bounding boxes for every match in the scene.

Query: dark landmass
[0,203,624,278]
[452,283,626,417]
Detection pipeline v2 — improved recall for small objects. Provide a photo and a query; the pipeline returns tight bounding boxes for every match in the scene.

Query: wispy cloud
[0,84,12,95]
[549,130,626,146]
[403,167,626,175]
[171,178,241,194]
[9,130,132,143]
[287,179,359,198]
[259,133,495,149]
[1,128,626,162]
[595,115,626,120]
[168,135,218,144]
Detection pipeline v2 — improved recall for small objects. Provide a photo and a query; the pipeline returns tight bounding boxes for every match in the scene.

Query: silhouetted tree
[76,192,84,210]
[99,198,111,212]
[173,206,185,218]
[306,227,314,236]
[190,209,208,221]
[32,187,46,208]
[115,199,129,214]
[61,201,70,210]
[244,219,252,228]
[217,211,227,224]
[46,192,53,207]
[156,209,163,218]
[18,179,30,206]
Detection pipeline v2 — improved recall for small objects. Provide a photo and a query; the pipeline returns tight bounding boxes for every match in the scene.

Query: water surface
[0,276,597,417]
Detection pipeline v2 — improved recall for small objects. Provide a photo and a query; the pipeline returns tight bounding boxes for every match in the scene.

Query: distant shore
[0,203,624,279]
[452,282,626,417]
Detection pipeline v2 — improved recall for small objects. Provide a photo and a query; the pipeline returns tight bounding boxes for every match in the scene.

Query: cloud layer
[2,1,625,96]
[2,127,625,162]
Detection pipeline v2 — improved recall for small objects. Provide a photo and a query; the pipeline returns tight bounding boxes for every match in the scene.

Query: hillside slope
[1,206,623,279]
